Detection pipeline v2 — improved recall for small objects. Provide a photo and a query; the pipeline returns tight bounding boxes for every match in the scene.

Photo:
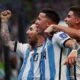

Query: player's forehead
[29,23,38,31]
[67,11,74,17]
[27,24,38,34]
[37,12,47,20]
[39,12,46,17]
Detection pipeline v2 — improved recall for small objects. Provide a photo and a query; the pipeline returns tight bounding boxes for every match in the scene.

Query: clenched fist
[0,10,12,22]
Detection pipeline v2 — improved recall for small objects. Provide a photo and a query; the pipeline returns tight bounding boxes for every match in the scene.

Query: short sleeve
[16,42,29,58]
[52,32,70,47]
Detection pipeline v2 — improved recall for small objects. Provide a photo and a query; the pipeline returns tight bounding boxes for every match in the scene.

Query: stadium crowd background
[0,0,80,80]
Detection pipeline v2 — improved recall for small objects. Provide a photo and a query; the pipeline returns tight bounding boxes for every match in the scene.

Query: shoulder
[53,31,70,39]
[52,32,70,46]
[17,42,29,47]
[17,42,30,52]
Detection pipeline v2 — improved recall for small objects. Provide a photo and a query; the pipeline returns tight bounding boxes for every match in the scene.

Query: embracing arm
[48,24,80,41]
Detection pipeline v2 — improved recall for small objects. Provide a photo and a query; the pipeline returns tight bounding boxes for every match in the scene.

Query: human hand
[64,50,77,67]
[44,24,59,33]
[0,10,11,22]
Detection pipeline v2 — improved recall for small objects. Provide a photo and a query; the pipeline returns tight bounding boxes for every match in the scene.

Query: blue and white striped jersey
[16,43,43,80]
[42,32,71,80]
[15,31,72,80]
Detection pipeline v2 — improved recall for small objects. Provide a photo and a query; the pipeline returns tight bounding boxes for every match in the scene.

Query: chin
[30,42,37,47]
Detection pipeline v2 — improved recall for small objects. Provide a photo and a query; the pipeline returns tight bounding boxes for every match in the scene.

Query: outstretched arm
[0,10,15,51]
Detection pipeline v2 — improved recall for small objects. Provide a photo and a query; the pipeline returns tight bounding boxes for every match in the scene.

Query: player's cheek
[34,34,39,42]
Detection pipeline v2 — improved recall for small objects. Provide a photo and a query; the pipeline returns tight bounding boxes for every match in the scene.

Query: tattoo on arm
[1,22,10,45]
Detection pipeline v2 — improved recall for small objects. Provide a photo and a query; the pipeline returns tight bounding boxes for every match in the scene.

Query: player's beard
[28,36,38,48]
[29,41,37,49]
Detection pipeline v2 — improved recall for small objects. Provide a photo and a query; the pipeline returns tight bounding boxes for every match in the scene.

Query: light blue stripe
[27,47,37,80]
[40,57,45,80]
[47,39,56,80]
[66,66,70,80]
[40,43,45,80]
[66,49,72,80]
[18,48,30,80]
[27,59,34,80]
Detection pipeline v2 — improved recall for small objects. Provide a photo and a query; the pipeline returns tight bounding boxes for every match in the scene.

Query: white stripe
[52,32,69,80]
[34,47,42,80]
[53,42,60,80]
[45,42,50,80]
[22,51,33,80]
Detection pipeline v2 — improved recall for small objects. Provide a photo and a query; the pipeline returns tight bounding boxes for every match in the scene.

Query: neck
[70,24,80,30]
[37,35,45,47]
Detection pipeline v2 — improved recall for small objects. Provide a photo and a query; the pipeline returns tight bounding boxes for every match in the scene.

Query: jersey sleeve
[52,32,71,48]
[16,42,29,58]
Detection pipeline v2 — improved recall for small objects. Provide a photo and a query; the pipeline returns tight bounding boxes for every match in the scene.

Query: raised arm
[0,10,15,51]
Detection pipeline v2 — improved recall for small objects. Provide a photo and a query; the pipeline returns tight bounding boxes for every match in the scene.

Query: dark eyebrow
[29,27,33,31]
[37,17,40,20]
[67,15,70,18]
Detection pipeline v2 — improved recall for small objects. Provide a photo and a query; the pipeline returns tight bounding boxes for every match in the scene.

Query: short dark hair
[69,5,80,18]
[40,8,60,24]
[26,19,36,30]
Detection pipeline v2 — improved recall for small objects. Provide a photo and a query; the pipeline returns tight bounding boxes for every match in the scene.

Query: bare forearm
[0,10,15,51]
[54,25,80,40]
[64,39,78,66]
[65,39,78,49]
[1,21,15,51]
[1,21,10,45]
[1,21,9,35]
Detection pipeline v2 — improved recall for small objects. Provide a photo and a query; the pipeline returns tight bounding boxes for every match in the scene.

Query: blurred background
[0,0,80,80]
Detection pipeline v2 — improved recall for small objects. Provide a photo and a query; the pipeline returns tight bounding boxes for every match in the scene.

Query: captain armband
[14,41,17,52]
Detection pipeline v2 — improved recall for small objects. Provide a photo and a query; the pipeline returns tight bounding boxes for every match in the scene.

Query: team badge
[59,32,68,39]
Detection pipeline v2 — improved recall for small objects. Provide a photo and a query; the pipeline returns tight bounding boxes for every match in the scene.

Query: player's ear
[47,21,54,27]
[76,17,80,24]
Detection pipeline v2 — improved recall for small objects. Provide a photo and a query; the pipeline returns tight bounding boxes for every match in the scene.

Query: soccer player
[35,8,78,80]
[0,10,43,80]
[44,6,80,80]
